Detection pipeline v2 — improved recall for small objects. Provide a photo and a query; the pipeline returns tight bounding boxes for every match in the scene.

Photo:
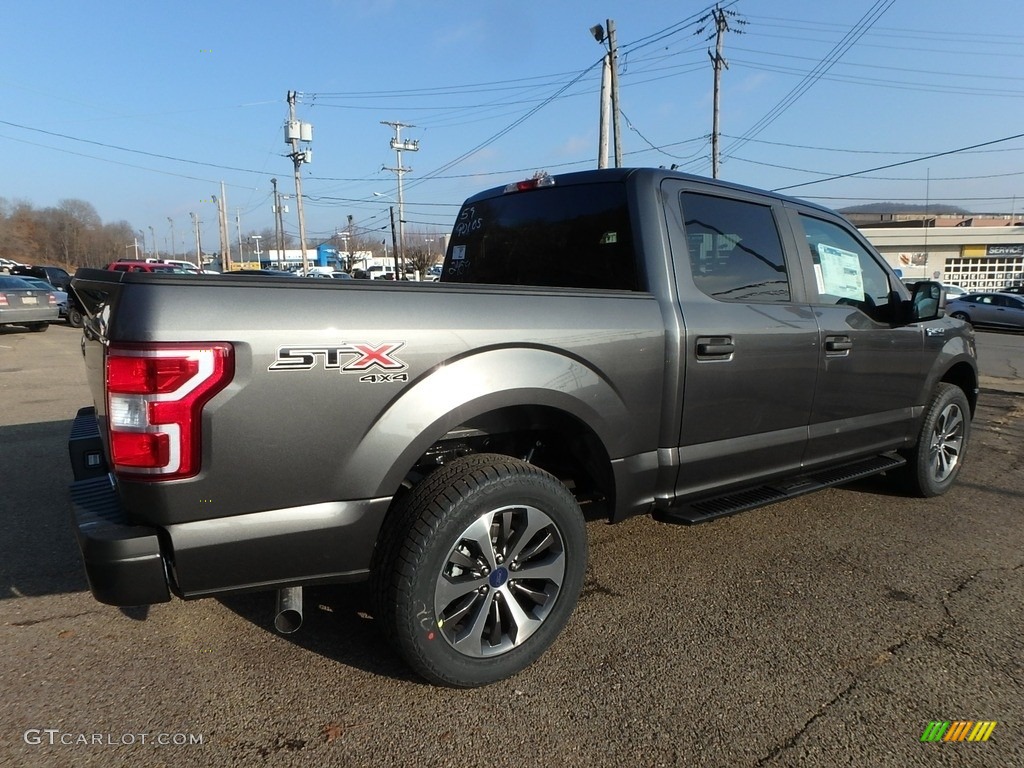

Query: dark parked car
[946,292,1024,331]
[1001,284,1024,295]
[10,264,72,292]
[0,275,60,331]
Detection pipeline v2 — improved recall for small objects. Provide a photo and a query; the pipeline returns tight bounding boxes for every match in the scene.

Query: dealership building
[854,215,1024,291]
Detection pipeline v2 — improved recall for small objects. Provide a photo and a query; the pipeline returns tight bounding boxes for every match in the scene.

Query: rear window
[442,182,639,290]
[0,276,35,289]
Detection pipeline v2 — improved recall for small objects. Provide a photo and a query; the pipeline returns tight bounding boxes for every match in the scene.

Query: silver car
[0,275,60,331]
[947,292,1024,331]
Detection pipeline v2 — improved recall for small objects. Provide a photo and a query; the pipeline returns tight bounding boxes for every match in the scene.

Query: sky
[4,0,1024,257]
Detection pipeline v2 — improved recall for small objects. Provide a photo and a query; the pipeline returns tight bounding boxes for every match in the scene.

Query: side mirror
[909,280,945,322]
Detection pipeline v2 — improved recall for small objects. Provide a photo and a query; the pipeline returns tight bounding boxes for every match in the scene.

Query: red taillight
[106,343,233,480]
[48,292,58,305]
[0,294,8,307]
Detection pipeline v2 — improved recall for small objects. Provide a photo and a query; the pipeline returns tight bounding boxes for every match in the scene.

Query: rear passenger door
[663,181,819,498]
[788,208,929,465]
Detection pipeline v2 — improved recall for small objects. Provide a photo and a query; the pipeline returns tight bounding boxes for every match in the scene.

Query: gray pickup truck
[68,168,977,687]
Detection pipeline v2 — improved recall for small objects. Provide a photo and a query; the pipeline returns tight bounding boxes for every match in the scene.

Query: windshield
[442,181,639,291]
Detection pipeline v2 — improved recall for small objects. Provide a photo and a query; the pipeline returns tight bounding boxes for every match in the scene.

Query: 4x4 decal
[269,342,406,374]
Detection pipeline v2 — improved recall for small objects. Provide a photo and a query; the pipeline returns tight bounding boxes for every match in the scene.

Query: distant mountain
[837,202,971,215]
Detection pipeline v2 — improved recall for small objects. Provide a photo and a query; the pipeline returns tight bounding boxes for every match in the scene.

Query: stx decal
[269,342,407,374]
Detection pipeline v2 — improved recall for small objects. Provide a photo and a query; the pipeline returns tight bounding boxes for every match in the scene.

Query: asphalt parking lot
[1,323,1022,767]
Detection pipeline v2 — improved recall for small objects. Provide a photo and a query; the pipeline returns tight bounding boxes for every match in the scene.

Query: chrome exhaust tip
[274,586,303,634]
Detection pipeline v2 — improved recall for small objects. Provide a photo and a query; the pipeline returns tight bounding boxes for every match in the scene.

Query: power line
[0,132,258,189]
[0,118,277,177]
[721,133,1024,157]
[729,58,1024,99]
[772,131,1024,192]
[406,59,603,189]
[718,0,894,165]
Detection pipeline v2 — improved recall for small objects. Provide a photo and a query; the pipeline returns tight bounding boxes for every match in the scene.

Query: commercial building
[857,218,1024,291]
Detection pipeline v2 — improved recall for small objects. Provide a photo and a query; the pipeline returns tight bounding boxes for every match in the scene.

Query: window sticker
[817,243,864,300]
[452,244,466,261]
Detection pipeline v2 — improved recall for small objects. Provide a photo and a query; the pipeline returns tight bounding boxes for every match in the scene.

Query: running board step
[655,453,906,525]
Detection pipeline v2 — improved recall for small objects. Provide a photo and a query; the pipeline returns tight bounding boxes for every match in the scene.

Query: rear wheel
[68,306,84,328]
[900,383,970,497]
[373,453,587,687]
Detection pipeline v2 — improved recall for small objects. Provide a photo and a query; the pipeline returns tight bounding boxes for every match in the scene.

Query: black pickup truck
[68,168,977,687]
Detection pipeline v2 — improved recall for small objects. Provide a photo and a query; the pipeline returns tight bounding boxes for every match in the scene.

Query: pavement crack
[755,635,918,766]
[9,610,101,627]
[757,563,1023,765]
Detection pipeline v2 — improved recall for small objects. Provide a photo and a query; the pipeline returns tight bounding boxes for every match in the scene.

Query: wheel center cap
[489,566,509,588]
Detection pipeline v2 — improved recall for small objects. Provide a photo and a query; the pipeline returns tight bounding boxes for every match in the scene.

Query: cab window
[799,214,895,323]
[679,192,790,302]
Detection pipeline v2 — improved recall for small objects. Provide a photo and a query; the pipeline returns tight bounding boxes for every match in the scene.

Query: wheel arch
[941,360,979,417]
[344,348,627,517]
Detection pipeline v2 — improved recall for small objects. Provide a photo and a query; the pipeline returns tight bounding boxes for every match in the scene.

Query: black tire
[68,306,84,328]
[372,453,587,687]
[949,311,970,323]
[900,383,970,497]
[28,322,48,333]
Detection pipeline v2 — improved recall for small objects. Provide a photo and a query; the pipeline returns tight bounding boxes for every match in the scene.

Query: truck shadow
[0,419,91,600]
[217,584,422,683]
[217,506,613,682]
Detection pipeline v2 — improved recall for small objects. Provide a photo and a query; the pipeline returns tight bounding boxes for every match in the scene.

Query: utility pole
[590,20,622,168]
[167,217,176,259]
[607,19,623,168]
[212,193,228,271]
[286,90,313,274]
[388,206,400,277]
[271,177,284,268]
[598,48,611,168]
[220,181,231,267]
[382,121,418,275]
[346,214,354,270]
[189,211,202,264]
[702,4,746,178]
[235,207,243,265]
[148,226,156,258]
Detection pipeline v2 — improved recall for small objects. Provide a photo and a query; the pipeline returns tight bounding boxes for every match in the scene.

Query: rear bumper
[70,476,172,606]
[0,306,59,325]
[69,407,171,606]
[68,407,390,606]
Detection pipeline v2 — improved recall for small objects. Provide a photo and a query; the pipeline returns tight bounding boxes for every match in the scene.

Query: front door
[789,210,928,465]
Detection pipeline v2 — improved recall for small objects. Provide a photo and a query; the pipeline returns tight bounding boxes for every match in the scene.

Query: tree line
[0,197,138,269]
[0,196,447,272]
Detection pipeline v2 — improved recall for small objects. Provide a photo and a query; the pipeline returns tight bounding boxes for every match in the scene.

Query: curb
[979,376,1024,396]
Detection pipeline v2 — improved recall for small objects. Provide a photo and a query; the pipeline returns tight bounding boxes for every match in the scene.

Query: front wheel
[28,322,48,332]
[373,454,587,687]
[67,306,84,328]
[899,383,971,497]
[950,311,970,323]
